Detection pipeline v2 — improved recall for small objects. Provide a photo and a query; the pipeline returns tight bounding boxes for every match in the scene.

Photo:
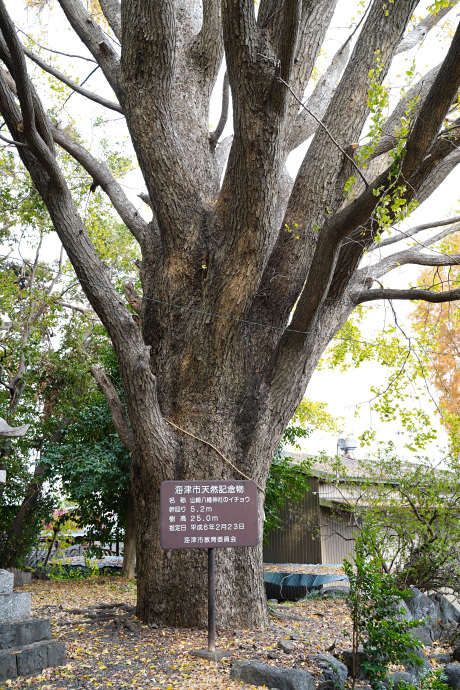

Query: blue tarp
[263,571,349,600]
[264,571,349,588]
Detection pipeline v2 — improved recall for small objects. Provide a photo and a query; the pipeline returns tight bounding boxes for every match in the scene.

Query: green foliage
[428,1,453,13]
[43,402,131,549]
[344,521,424,690]
[322,314,438,452]
[407,670,451,690]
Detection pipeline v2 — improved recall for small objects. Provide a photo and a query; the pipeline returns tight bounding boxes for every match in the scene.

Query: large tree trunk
[131,414,271,628]
[128,289,355,628]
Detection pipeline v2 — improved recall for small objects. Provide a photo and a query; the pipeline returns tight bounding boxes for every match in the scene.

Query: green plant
[402,669,450,690]
[48,561,84,581]
[344,521,425,690]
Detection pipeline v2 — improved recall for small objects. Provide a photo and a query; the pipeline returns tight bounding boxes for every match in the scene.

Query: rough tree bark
[0,0,460,628]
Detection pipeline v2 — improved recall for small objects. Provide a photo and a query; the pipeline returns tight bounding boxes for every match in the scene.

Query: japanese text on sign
[160,480,259,549]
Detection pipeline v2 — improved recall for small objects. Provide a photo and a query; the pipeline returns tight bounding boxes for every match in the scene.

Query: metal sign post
[207,547,216,653]
[160,479,259,661]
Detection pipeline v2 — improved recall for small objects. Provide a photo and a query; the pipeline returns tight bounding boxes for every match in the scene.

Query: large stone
[405,589,438,622]
[19,619,51,647]
[430,653,452,664]
[277,639,294,654]
[310,653,348,689]
[0,592,31,623]
[430,593,460,643]
[410,624,434,646]
[0,625,17,650]
[0,619,53,653]
[405,648,430,676]
[0,618,51,650]
[0,652,17,683]
[405,589,438,646]
[47,641,66,667]
[383,671,415,689]
[321,586,350,598]
[430,594,460,625]
[0,570,13,594]
[230,660,315,690]
[391,599,413,622]
[443,663,460,690]
[16,643,48,677]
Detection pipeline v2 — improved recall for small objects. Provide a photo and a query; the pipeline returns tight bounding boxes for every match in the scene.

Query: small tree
[344,520,423,690]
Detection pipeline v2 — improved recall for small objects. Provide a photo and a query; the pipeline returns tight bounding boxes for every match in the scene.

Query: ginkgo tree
[1,0,460,628]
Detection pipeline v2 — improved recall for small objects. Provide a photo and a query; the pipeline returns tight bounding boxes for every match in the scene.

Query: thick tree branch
[56,0,121,97]
[416,148,460,206]
[286,40,351,152]
[221,0,257,84]
[261,14,460,400]
[24,46,122,113]
[209,72,229,151]
[354,286,460,305]
[322,126,460,304]
[364,223,460,280]
[120,0,175,101]
[252,0,419,341]
[314,102,460,274]
[367,64,442,162]
[98,0,121,41]
[190,0,223,78]
[372,215,460,249]
[0,10,57,178]
[402,22,460,179]
[119,0,208,241]
[222,0,300,110]
[214,134,233,179]
[286,0,448,156]
[89,366,135,452]
[0,42,139,360]
[280,77,368,189]
[51,123,149,245]
[0,40,55,157]
[283,0,340,136]
[395,1,460,54]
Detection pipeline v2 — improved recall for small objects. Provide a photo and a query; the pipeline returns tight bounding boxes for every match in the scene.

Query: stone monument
[0,569,66,682]
[0,417,66,682]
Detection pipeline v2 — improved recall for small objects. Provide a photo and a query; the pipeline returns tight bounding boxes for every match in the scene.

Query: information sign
[160,480,259,549]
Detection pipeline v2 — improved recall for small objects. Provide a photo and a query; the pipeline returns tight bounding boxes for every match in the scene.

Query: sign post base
[188,549,234,662]
[189,649,234,662]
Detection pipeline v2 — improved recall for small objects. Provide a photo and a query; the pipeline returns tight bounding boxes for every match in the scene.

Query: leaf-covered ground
[2,575,355,689]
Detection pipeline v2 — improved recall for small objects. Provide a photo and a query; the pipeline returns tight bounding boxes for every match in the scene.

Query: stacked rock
[0,569,66,682]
